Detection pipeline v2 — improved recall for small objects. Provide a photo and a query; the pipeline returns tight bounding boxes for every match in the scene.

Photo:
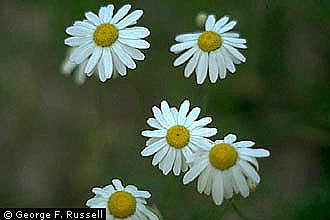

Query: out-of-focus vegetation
[0,0,329,219]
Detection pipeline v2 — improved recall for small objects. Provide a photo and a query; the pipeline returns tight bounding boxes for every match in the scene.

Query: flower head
[183,133,270,205]
[65,4,150,82]
[86,179,159,220]
[141,100,217,176]
[170,15,247,84]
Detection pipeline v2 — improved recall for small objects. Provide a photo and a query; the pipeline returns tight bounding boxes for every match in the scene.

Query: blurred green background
[1,0,329,219]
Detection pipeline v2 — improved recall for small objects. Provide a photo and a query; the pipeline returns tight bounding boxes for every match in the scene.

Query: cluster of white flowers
[63,3,270,219]
[141,100,270,206]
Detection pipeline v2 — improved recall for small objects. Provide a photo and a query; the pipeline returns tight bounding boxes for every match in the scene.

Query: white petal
[240,155,259,170]
[97,58,107,82]
[212,172,224,205]
[103,184,115,193]
[214,16,229,32]
[141,138,167,156]
[183,159,208,184]
[112,179,124,190]
[98,7,108,23]
[184,107,201,127]
[119,27,150,39]
[191,128,217,137]
[175,33,200,42]
[92,187,108,197]
[171,107,179,123]
[222,32,240,38]
[70,43,95,64]
[205,15,216,31]
[233,141,255,148]
[152,145,169,166]
[223,44,246,62]
[197,165,211,193]
[232,166,249,197]
[86,197,107,207]
[66,26,93,37]
[224,134,237,144]
[178,100,190,125]
[190,136,213,150]
[118,38,150,49]
[103,5,114,23]
[120,43,145,60]
[147,118,164,130]
[162,147,176,175]
[112,43,136,69]
[116,10,143,29]
[146,137,161,146]
[238,148,270,158]
[170,41,196,54]
[102,47,113,78]
[111,48,126,76]
[173,149,182,176]
[65,36,91,47]
[111,4,131,24]
[223,36,247,44]
[184,49,201,77]
[141,129,166,138]
[196,52,208,84]
[174,46,197,67]
[181,154,189,172]
[73,21,96,30]
[220,47,236,73]
[85,12,101,26]
[223,170,234,199]
[219,21,237,33]
[188,117,212,130]
[152,106,170,128]
[239,160,260,184]
[204,169,214,195]
[225,42,247,49]
[215,49,226,79]
[208,51,218,83]
[136,204,158,220]
[181,147,193,161]
[160,100,175,125]
[85,47,102,74]
[131,190,151,198]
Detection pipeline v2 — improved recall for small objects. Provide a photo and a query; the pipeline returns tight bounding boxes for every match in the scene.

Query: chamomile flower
[170,15,247,84]
[183,133,270,205]
[141,100,217,176]
[86,179,159,220]
[64,4,150,82]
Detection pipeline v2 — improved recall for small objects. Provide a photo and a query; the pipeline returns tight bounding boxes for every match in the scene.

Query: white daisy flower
[183,133,270,205]
[170,15,247,84]
[141,100,217,176]
[64,4,150,82]
[86,179,159,220]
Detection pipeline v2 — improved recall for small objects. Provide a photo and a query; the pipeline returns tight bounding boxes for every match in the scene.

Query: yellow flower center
[209,143,238,170]
[93,24,118,47]
[166,125,190,149]
[198,31,222,52]
[108,191,136,219]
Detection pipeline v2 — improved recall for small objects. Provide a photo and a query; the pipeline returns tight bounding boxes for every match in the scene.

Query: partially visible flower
[183,133,270,205]
[86,179,159,220]
[65,4,150,82]
[141,100,217,176]
[195,12,208,28]
[170,15,247,84]
[60,49,87,85]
